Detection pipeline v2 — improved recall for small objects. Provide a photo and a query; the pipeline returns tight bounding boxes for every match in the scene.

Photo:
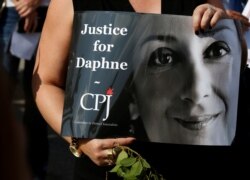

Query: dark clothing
[234,66,250,145]
[72,0,250,179]
[73,0,204,15]
[23,58,48,179]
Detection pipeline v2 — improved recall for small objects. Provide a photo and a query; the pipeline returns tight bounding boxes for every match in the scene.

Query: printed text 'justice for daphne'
[75,23,128,72]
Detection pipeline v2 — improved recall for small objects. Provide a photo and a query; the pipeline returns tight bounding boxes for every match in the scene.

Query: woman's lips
[174,113,220,130]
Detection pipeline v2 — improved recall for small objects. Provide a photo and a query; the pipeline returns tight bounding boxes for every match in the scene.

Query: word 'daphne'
[75,57,128,71]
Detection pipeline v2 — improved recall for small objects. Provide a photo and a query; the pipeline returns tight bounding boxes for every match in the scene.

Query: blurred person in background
[0,0,50,179]
[0,0,40,98]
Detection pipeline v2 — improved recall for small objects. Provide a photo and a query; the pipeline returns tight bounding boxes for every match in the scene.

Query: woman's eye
[148,47,176,68]
[203,41,230,60]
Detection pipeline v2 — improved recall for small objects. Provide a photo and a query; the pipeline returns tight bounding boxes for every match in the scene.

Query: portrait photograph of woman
[129,14,242,145]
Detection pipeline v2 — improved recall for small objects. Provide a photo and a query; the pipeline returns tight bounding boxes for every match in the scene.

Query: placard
[61,11,242,145]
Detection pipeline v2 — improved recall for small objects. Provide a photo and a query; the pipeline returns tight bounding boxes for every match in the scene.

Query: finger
[104,149,115,166]
[15,2,36,17]
[105,148,114,160]
[101,137,135,149]
[19,8,33,17]
[106,147,120,159]
[24,18,30,32]
[15,2,28,12]
[200,6,216,30]
[93,157,113,166]
[24,16,37,32]
[192,5,207,33]
[16,7,28,16]
[210,10,227,28]
[91,148,114,166]
[115,137,135,146]
[14,1,23,9]
[104,158,115,166]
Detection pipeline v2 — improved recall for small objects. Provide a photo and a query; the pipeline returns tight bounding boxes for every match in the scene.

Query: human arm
[32,0,134,166]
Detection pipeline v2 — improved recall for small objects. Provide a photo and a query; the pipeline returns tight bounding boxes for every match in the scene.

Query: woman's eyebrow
[142,35,178,44]
[201,25,232,36]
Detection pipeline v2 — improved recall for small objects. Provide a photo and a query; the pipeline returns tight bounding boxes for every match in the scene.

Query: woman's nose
[180,63,211,104]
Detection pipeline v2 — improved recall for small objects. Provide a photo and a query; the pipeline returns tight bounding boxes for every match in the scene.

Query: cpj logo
[80,88,113,121]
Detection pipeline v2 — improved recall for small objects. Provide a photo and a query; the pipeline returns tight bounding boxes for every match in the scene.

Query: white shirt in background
[6,0,15,7]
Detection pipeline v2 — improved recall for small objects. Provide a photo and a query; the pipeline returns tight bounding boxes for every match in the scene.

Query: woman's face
[132,16,241,145]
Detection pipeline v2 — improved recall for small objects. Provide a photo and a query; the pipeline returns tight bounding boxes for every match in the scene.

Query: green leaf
[121,161,143,179]
[109,164,121,173]
[116,150,128,164]
[129,161,143,177]
[141,159,151,169]
[120,157,137,167]
[121,166,130,174]
[108,146,166,180]
[117,167,126,178]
